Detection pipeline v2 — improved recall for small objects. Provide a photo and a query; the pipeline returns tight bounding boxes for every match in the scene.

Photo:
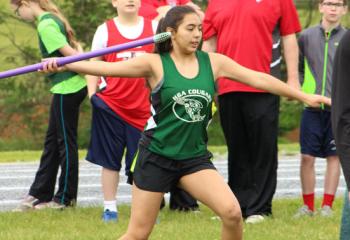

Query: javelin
[0,32,171,79]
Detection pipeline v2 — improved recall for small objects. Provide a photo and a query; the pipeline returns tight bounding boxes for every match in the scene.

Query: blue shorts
[300,108,337,158]
[86,95,142,174]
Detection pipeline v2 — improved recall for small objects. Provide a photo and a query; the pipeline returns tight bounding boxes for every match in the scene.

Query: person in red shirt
[139,0,203,21]
[203,0,301,223]
[85,0,156,222]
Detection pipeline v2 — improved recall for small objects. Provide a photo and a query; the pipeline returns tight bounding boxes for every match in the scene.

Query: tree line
[0,0,347,150]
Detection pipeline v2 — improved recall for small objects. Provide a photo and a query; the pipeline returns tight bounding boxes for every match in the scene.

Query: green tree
[1,0,348,150]
[57,0,115,47]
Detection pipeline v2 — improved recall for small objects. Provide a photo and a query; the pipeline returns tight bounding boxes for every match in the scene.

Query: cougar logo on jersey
[174,97,205,122]
[172,89,212,123]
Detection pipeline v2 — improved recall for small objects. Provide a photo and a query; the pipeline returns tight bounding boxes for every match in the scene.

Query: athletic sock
[322,193,335,208]
[303,193,315,211]
[104,200,117,212]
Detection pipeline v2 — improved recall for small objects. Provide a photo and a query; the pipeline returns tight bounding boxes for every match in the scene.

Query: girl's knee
[122,220,155,240]
[219,203,242,225]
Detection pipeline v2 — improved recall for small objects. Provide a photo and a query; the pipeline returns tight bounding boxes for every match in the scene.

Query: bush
[278,99,303,136]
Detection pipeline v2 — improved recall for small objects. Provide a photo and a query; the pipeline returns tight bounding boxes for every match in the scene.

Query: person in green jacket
[10,0,87,211]
[296,0,347,217]
[42,6,330,240]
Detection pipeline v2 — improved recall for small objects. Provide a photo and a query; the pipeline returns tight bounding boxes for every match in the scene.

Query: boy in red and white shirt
[85,0,157,222]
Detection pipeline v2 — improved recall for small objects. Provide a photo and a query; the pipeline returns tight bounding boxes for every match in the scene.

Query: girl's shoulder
[197,50,214,62]
[38,13,61,25]
[37,13,62,31]
[144,53,162,68]
[146,53,162,60]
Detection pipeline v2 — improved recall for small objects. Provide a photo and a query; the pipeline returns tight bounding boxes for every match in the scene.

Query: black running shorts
[132,145,216,192]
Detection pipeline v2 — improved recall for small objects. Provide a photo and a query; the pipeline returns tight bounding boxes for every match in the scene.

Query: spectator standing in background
[10,0,87,211]
[295,0,347,218]
[85,0,156,222]
[202,0,301,223]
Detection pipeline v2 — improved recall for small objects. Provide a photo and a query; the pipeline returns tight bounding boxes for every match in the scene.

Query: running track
[0,154,346,212]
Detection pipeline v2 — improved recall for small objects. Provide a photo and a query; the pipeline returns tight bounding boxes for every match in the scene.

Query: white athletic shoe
[245,214,265,224]
[34,201,65,210]
[293,205,314,218]
[12,195,38,212]
[319,205,333,217]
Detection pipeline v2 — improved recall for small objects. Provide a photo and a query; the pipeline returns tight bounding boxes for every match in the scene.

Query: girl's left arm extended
[209,53,331,107]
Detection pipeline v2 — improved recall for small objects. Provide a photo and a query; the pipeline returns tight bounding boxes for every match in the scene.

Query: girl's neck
[31,4,46,19]
[170,48,197,63]
[117,13,140,26]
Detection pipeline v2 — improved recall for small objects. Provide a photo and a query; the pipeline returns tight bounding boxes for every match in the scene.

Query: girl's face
[112,0,141,15]
[170,13,202,54]
[11,2,36,22]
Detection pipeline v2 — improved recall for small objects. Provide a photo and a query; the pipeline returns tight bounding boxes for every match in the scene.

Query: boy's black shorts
[131,145,216,193]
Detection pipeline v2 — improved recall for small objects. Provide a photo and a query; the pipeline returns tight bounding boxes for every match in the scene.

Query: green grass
[0,150,87,163]
[278,142,300,156]
[0,198,343,240]
[0,143,299,163]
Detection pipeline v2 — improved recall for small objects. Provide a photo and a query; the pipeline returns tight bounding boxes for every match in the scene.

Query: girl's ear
[111,0,118,8]
[165,27,175,37]
[21,0,34,9]
[21,0,30,6]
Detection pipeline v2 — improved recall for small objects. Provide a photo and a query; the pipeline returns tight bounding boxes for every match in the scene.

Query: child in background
[295,0,347,217]
[10,0,87,211]
[85,0,157,222]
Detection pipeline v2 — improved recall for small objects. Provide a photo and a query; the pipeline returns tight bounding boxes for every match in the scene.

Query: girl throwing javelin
[43,6,330,240]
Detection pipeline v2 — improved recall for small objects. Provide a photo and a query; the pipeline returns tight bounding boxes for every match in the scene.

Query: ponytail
[38,0,79,49]
[154,18,172,53]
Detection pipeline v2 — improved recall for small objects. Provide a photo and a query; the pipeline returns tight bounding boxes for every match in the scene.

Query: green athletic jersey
[37,12,86,94]
[140,51,216,160]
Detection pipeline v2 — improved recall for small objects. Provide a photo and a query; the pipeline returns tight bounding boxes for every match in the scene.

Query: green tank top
[140,51,216,160]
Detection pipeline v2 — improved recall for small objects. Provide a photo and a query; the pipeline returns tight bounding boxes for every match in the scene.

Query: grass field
[0,198,344,240]
[0,143,300,163]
